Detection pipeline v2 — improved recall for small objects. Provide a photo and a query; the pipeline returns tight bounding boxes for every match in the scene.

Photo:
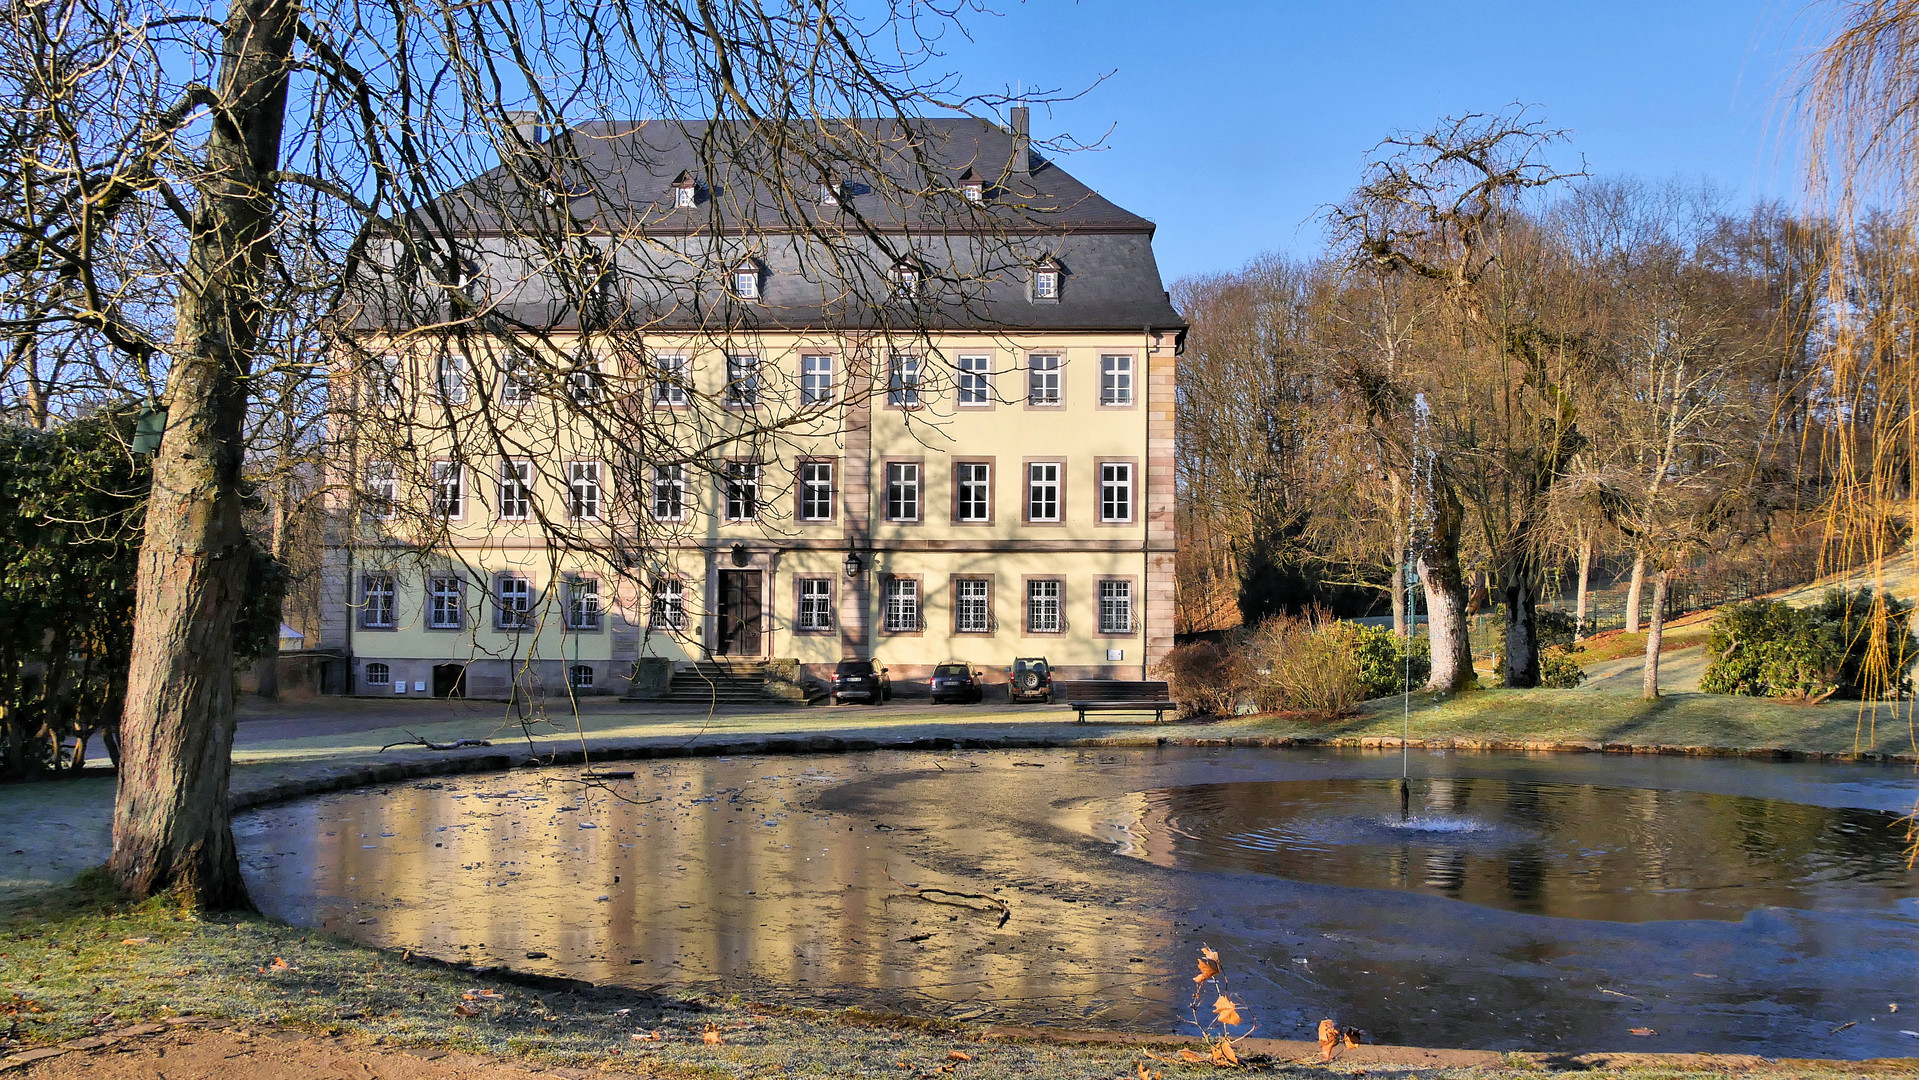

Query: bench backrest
[1054,679,1171,703]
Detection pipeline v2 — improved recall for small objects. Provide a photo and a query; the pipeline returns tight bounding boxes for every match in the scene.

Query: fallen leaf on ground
[1318,1019,1341,1061]
[119,938,151,946]
[1210,1040,1240,1066]
[269,957,291,971]
[629,1030,662,1041]
[452,1004,480,1018]
[947,1049,972,1061]
[1213,994,1241,1027]
[1177,1048,1207,1063]
[1629,1027,1656,1037]
[701,1026,723,1045]
[1135,1062,1163,1080]
[461,991,503,1001]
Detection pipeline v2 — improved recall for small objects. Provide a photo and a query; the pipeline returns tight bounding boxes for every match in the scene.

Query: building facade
[319,112,1183,698]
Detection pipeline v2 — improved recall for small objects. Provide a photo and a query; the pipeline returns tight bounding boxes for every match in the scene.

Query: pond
[235,747,1919,1057]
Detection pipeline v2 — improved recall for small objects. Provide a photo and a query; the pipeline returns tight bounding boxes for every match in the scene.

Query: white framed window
[650,578,686,630]
[801,355,835,404]
[1099,580,1134,635]
[364,662,391,686]
[1026,461,1061,522]
[725,355,761,406]
[1100,461,1134,523]
[495,574,532,630]
[565,577,602,631]
[819,181,841,206]
[962,179,985,204]
[725,461,761,521]
[500,356,533,404]
[497,460,531,521]
[955,579,991,634]
[799,461,835,521]
[435,354,469,404]
[894,264,919,297]
[1100,354,1134,405]
[652,354,689,405]
[674,182,696,208]
[360,573,396,629]
[568,362,604,403]
[957,355,992,405]
[364,462,397,520]
[1026,579,1062,634]
[1034,268,1060,299]
[569,664,595,689]
[887,355,921,407]
[957,462,991,522]
[567,460,602,520]
[432,461,464,518]
[1027,355,1061,406]
[428,574,464,629]
[883,577,920,633]
[366,356,401,407]
[885,462,920,522]
[798,578,834,631]
[652,464,686,521]
[733,264,760,300]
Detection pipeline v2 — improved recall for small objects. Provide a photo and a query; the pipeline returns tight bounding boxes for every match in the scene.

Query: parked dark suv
[1007,656,1053,704]
[928,662,985,704]
[832,659,891,705]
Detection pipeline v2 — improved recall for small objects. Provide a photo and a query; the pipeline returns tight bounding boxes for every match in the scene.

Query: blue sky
[932,1,1826,282]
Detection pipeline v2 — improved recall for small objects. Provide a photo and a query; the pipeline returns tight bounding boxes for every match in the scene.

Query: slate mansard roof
[365,117,1184,336]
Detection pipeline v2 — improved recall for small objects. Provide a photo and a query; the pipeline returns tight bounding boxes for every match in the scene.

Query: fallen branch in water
[379,730,493,753]
[884,869,1012,926]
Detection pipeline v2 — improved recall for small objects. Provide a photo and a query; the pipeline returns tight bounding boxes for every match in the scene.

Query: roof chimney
[1010,105,1030,176]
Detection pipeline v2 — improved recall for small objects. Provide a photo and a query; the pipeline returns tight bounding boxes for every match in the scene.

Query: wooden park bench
[1053,679,1178,723]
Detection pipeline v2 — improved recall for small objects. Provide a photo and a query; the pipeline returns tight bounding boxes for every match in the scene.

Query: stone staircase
[651,659,771,706]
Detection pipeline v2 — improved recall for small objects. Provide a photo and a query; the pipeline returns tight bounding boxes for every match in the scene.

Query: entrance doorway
[716,570,763,656]
[432,663,467,698]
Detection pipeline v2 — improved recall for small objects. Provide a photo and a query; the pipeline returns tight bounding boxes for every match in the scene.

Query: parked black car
[832,659,891,705]
[1007,656,1053,703]
[929,662,985,704]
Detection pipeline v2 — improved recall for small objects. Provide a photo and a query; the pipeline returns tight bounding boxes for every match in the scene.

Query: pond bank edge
[228,731,1919,813]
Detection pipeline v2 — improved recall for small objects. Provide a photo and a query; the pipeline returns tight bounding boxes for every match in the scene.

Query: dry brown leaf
[1210,1039,1240,1066]
[1317,1019,1341,1062]
[453,1004,480,1017]
[1342,1027,1361,1048]
[1177,1048,1207,1063]
[702,1026,724,1045]
[120,937,151,946]
[1136,1062,1163,1080]
[1212,994,1242,1027]
[1193,945,1222,984]
[1629,1027,1656,1037]
[269,957,291,971]
[947,1049,972,1061]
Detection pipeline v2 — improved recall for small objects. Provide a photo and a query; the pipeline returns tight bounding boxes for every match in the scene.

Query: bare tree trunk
[1419,484,1475,693]
[1573,531,1593,641]
[1642,569,1670,699]
[1624,549,1647,635]
[109,0,298,909]
[1502,570,1541,688]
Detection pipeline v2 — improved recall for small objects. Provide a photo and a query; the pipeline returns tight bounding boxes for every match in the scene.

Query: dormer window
[893,263,920,298]
[1032,262,1062,301]
[732,260,761,301]
[819,179,843,207]
[671,170,698,208]
[958,169,985,204]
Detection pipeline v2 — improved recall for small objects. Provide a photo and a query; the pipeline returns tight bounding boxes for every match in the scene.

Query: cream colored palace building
[319,112,1183,699]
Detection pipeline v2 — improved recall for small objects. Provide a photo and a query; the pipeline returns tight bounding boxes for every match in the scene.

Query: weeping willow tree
[1803,0,1919,853]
